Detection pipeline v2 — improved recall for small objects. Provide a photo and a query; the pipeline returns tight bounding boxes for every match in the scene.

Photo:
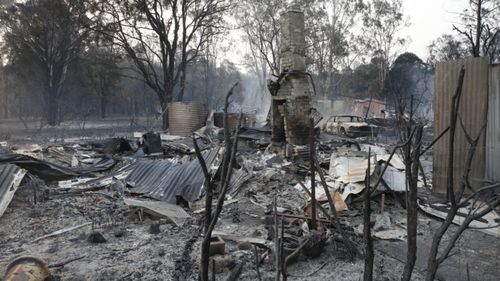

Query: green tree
[337,57,382,100]
[82,45,122,119]
[427,34,468,65]
[359,0,409,89]
[305,0,366,97]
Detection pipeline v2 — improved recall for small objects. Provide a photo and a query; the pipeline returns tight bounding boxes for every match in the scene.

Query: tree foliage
[383,52,434,120]
[359,0,409,87]
[305,0,366,97]
[427,34,468,65]
[0,0,96,125]
[452,0,500,61]
[238,0,284,77]
[0,0,421,126]
[82,45,122,119]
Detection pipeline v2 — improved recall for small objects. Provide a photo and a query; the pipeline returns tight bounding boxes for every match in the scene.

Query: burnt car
[322,115,378,138]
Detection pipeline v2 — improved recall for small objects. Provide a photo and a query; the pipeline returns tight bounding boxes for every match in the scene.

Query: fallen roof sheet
[329,153,405,184]
[57,163,136,190]
[124,197,191,226]
[237,127,271,142]
[381,165,406,192]
[126,148,220,203]
[378,154,405,170]
[329,155,376,183]
[418,199,500,238]
[353,224,407,241]
[0,164,27,218]
[0,152,116,181]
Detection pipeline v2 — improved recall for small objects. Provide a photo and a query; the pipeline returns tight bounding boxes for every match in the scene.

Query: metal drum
[4,256,52,281]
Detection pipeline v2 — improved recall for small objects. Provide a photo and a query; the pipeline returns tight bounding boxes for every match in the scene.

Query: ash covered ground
[0,120,499,281]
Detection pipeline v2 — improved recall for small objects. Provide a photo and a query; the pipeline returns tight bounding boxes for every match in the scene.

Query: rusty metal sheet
[433,57,489,194]
[486,64,500,182]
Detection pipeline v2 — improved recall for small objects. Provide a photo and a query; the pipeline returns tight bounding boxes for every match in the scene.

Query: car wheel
[339,127,347,136]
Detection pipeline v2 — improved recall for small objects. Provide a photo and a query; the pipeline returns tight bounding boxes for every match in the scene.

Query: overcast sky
[403,0,468,59]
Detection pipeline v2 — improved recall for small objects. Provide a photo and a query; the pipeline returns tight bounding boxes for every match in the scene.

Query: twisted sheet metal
[0,164,27,217]
[0,152,116,181]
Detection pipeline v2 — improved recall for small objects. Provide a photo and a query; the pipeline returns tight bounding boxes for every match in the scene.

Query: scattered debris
[87,231,107,243]
[0,152,116,181]
[0,76,498,281]
[0,164,26,218]
[148,223,161,235]
[418,199,500,237]
[209,236,226,256]
[31,222,91,243]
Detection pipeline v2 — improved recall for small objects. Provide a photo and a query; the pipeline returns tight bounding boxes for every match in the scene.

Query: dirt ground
[0,117,160,142]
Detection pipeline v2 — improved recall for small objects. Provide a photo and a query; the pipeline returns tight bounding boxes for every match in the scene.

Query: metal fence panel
[433,57,489,194]
[487,65,500,181]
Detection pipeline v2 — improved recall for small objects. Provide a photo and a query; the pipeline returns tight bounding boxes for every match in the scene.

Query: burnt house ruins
[1,1,500,281]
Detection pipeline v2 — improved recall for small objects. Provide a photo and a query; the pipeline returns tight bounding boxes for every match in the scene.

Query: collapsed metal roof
[0,152,116,181]
[126,148,221,203]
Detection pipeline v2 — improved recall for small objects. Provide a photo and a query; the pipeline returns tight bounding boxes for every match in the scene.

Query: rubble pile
[0,118,498,281]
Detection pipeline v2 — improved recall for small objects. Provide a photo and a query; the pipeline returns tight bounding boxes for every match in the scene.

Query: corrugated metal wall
[433,57,489,194]
[486,65,500,181]
[167,101,207,136]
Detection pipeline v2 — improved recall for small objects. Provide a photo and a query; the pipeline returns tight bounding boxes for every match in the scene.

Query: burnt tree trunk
[177,64,187,102]
[44,86,60,126]
[159,82,174,131]
[473,0,482,57]
[162,105,169,131]
[401,126,423,281]
[100,94,107,119]
[363,148,373,281]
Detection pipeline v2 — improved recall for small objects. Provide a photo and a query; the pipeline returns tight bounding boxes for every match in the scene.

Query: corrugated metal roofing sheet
[227,168,251,197]
[0,152,116,181]
[0,164,27,217]
[126,148,220,203]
